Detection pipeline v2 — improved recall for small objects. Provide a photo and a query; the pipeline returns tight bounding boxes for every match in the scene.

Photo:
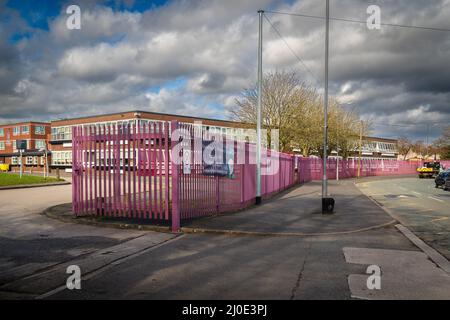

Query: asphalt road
[0,184,174,299]
[357,177,450,260]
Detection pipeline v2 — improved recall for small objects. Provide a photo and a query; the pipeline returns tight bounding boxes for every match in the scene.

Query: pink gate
[72,122,172,223]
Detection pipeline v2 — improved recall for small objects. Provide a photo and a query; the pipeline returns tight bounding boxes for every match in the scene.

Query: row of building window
[362,142,397,153]
[0,140,46,151]
[51,151,73,165]
[0,126,46,137]
[51,120,256,142]
[11,156,46,165]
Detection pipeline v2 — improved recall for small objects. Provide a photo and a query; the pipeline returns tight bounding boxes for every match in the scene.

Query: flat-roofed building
[348,136,398,160]
[49,110,253,172]
[0,122,51,172]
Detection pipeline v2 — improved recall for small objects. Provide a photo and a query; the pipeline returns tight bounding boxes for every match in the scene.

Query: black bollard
[322,197,335,214]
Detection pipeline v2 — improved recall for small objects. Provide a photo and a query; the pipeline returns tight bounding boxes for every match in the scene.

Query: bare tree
[231,71,365,156]
[230,71,305,152]
[432,125,450,159]
[397,136,413,160]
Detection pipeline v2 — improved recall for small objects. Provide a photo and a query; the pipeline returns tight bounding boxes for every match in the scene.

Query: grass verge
[0,172,64,187]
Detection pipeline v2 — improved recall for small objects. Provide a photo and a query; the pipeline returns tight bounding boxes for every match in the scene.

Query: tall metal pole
[358,120,363,178]
[256,10,263,205]
[322,0,330,198]
[45,149,49,179]
[336,120,339,181]
[19,150,23,178]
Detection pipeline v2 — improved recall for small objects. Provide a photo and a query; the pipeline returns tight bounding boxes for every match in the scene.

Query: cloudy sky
[0,0,449,141]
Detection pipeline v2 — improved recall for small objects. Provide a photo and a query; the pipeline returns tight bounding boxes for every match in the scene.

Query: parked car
[435,170,450,188]
[445,177,450,191]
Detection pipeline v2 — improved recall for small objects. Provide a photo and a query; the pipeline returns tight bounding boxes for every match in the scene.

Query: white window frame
[35,139,46,149]
[35,125,46,135]
[21,125,30,134]
[13,126,20,136]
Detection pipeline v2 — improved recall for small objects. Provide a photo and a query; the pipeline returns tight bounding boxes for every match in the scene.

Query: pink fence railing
[72,121,430,232]
[440,160,450,169]
[306,158,420,180]
[72,122,171,222]
[173,122,301,220]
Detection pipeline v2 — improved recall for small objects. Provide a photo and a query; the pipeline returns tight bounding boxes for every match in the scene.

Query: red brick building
[0,122,51,173]
[49,110,250,172]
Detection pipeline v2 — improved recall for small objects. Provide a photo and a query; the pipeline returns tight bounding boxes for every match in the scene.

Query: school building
[0,122,51,173]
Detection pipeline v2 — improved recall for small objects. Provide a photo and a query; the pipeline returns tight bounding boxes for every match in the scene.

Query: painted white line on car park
[428,196,444,203]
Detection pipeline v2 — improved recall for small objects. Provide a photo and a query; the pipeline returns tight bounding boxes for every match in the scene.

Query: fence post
[170,120,180,232]
[164,121,170,220]
[72,126,77,215]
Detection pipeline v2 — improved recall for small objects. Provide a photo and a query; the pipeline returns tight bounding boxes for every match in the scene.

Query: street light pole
[322,0,329,198]
[358,120,363,178]
[321,0,334,213]
[256,9,263,205]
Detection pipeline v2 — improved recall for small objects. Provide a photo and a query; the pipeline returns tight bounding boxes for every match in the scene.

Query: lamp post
[256,9,263,205]
[322,0,334,213]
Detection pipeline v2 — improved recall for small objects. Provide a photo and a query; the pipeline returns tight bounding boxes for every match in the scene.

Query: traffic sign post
[16,140,27,179]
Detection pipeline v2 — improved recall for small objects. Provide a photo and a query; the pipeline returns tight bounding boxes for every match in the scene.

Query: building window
[13,126,20,136]
[35,139,46,149]
[21,125,29,134]
[35,126,46,135]
[0,128,4,137]
[51,126,72,141]
[33,156,38,165]
[0,141,4,150]
[51,151,73,166]
[26,156,33,165]
[11,157,18,165]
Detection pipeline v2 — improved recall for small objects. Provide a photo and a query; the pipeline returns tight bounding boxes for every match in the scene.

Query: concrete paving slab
[344,247,450,299]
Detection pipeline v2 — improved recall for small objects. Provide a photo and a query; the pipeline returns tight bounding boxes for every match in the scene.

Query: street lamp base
[322,197,335,214]
[255,196,262,205]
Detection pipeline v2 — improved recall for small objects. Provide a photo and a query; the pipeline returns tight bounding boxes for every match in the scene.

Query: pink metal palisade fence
[72,121,171,223]
[73,121,423,232]
[174,122,302,220]
[307,158,420,180]
[72,121,304,231]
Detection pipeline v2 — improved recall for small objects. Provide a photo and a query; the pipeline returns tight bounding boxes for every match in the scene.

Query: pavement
[1,178,450,299]
[183,180,396,235]
[357,177,450,260]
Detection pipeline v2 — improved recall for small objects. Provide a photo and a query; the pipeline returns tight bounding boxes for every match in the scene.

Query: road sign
[16,140,27,151]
